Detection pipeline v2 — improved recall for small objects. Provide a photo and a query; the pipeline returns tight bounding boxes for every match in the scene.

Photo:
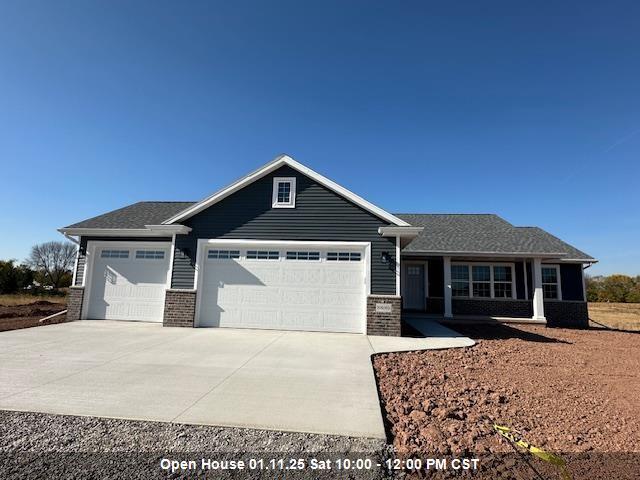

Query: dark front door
[403,263,425,310]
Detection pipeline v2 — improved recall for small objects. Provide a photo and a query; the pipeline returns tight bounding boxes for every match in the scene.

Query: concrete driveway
[0,321,472,438]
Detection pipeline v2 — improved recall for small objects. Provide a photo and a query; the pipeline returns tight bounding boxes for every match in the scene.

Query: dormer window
[272,177,296,208]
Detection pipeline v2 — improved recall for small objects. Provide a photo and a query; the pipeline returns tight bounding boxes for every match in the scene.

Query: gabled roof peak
[163,154,410,226]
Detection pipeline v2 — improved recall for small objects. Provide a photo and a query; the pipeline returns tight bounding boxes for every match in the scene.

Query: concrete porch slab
[369,318,475,353]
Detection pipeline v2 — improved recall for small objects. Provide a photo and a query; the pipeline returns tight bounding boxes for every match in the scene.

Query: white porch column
[443,256,453,318]
[532,257,546,321]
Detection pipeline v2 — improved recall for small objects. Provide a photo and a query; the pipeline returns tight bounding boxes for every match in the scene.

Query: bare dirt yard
[0,295,67,332]
[589,302,640,331]
[373,324,640,479]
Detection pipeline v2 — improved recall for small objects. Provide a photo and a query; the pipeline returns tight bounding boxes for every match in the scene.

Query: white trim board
[272,177,296,208]
[162,154,410,226]
[57,226,190,237]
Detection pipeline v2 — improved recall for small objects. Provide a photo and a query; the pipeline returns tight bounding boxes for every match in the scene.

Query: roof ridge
[394,213,501,216]
[138,201,196,204]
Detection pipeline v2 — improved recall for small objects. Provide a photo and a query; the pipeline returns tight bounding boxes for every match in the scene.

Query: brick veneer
[452,298,533,318]
[163,289,196,327]
[366,295,401,336]
[544,301,589,328]
[66,286,84,321]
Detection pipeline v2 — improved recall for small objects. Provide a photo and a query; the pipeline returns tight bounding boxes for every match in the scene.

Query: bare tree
[28,241,77,289]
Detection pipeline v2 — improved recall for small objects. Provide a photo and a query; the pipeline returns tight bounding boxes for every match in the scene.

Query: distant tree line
[0,241,76,294]
[586,274,640,303]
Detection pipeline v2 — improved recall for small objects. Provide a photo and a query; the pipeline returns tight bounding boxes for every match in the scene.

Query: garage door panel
[324,312,358,331]
[322,290,363,307]
[241,309,279,328]
[282,268,324,285]
[281,289,322,305]
[217,285,240,304]
[324,269,363,286]
[281,311,323,329]
[239,287,276,305]
[86,245,170,323]
[198,244,366,333]
[246,266,281,284]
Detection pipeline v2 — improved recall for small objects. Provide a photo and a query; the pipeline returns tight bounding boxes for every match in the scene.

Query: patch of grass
[589,302,640,331]
[0,294,67,307]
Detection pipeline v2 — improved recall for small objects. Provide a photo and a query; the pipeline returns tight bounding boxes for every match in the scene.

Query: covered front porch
[398,254,589,328]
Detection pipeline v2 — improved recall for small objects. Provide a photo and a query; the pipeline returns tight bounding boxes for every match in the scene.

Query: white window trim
[272,177,296,208]
[81,241,172,321]
[451,262,517,300]
[541,264,562,300]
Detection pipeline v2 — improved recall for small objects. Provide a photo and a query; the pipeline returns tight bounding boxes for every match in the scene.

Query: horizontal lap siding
[172,165,397,294]
[560,263,584,301]
[74,236,171,286]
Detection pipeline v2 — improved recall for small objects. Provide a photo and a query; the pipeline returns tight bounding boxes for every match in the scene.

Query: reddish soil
[373,324,640,479]
[0,301,67,332]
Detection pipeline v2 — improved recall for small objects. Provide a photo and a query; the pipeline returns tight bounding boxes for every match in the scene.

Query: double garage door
[85,241,367,333]
[197,243,368,333]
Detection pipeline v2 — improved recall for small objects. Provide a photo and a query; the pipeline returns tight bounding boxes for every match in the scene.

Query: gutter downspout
[61,232,80,245]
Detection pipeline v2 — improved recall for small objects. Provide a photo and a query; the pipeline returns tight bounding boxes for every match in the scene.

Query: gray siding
[171,165,397,294]
[524,262,584,301]
[74,236,171,286]
[560,263,584,301]
[515,261,526,300]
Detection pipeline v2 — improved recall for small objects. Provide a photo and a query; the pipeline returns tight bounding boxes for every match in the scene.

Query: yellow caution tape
[493,424,572,480]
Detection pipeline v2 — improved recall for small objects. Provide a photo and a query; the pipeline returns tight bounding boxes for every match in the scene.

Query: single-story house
[59,155,595,335]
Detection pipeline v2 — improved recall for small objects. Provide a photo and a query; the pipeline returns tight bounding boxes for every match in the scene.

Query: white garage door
[197,243,367,333]
[85,243,171,322]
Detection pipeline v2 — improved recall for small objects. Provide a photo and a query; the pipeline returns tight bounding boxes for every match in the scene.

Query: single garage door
[197,243,367,333]
[85,243,171,322]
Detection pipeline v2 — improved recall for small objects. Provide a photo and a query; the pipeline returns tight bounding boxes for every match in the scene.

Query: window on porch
[451,262,516,299]
[541,265,561,299]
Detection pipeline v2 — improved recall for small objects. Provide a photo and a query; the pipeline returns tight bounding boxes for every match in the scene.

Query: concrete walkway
[0,320,472,439]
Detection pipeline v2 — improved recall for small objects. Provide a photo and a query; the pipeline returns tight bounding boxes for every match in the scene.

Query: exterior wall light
[381,252,391,264]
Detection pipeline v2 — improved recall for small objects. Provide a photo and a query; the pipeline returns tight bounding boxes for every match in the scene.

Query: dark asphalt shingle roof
[65,201,196,229]
[396,214,594,260]
[63,203,594,261]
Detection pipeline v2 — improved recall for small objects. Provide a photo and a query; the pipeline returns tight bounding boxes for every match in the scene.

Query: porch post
[532,258,546,321]
[443,256,453,318]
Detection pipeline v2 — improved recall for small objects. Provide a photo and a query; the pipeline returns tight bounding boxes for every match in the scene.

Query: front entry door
[403,263,426,310]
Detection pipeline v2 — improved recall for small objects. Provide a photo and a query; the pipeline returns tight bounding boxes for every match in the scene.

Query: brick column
[66,286,85,321]
[366,295,401,336]
[163,289,196,327]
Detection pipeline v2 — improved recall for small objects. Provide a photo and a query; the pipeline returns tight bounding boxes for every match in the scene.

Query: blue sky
[0,0,638,275]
